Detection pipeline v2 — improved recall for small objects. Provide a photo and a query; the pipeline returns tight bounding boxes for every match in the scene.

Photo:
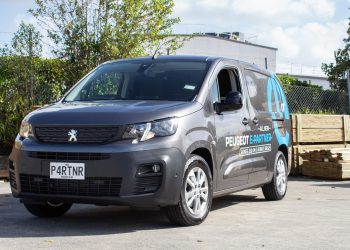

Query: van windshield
[64,60,211,102]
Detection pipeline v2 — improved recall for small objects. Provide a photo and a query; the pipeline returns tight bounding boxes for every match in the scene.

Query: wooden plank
[342,170,350,178]
[0,155,8,178]
[291,146,300,175]
[291,115,344,129]
[297,114,302,143]
[298,129,344,143]
[298,145,303,174]
[344,116,349,142]
[292,128,297,144]
[291,115,297,129]
[0,170,8,179]
[301,147,350,164]
[304,115,343,129]
[303,161,350,170]
[296,144,348,151]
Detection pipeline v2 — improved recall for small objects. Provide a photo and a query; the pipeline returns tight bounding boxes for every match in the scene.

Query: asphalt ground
[0,177,349,250]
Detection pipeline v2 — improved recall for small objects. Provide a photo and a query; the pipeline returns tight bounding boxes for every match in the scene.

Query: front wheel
[24,202,72,217]
[262,151,288,201]
[165,155,213,226]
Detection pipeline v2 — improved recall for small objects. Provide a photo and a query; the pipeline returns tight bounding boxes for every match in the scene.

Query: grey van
[9,56,291,226]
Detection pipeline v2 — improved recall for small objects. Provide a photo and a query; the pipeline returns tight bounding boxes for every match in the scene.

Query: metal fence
[282,85,349,114]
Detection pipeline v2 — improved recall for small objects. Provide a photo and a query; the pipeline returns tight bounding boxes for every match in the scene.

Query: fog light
[152,164,161,173]
[136,164,163,177]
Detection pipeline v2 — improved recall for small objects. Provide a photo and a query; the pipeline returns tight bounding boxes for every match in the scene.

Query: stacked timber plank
[291,114,350,179]
[0,170,7,179]
[302,148,350,163]
[301,148,350,180]
[0,155,8,179]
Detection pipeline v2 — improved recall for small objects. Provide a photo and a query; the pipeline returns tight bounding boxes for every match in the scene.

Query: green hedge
[0,56,73,151]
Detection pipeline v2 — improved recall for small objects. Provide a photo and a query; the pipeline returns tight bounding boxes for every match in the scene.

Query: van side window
[274,78,285,113]
[217,68,241,102]
[244,70,270,111]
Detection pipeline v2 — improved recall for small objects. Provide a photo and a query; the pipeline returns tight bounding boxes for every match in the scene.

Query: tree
[30,0,182,84]
[0,56,70,150]
[322,20,350,91]
[5,22,43,99]
[12,21,43,57]
[278,74,322,89]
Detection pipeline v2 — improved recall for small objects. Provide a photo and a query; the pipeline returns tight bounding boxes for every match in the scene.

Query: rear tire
[24,202,72,217]
[262,151,288,201]
[165,155,213,226]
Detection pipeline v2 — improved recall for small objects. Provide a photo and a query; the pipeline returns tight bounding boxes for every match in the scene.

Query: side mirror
[214,91,243,114]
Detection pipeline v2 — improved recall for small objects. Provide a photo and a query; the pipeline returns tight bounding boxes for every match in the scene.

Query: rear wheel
[165,155,213,226]
[24,202,72,217]
[262,151,288,201]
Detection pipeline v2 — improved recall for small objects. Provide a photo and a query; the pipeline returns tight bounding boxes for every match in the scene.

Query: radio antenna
[152,40,164,60]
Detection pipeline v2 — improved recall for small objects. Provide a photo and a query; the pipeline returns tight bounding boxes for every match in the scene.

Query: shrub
[0,79,32,151]
[0,56,72,151]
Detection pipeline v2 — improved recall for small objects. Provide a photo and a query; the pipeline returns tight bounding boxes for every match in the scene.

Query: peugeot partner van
[9,56,291,226]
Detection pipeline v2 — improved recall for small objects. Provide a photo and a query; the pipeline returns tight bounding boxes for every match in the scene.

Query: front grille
[20,174,122,197]
[28,151,110,161]
[134,176,162,195]
[35,126,120,144]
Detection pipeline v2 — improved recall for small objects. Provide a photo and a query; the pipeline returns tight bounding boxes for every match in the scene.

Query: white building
[284,74,331,90]
[173,34,277,71]
[172,34,332,89]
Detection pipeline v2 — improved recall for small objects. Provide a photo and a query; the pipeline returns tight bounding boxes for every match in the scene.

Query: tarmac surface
[0,177,349,250]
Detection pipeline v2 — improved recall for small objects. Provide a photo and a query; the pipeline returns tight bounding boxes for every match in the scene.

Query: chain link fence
[282,85,349,114]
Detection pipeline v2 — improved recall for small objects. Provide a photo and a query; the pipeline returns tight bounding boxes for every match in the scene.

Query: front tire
[24,202,72,217]
[262,151,288,201]
[165,155,213,226]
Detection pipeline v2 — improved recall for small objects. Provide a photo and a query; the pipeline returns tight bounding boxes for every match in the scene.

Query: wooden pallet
[291,114,350,144]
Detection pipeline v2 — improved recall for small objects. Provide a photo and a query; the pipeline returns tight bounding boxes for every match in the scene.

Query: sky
[0,0,349,76]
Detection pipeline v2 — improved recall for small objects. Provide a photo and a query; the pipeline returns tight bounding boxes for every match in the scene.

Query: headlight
[19,120,33,138]
[123,117,178,143]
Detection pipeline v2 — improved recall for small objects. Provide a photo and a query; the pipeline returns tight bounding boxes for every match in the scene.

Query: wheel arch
[278,144,288,165]
[190,147,214,179]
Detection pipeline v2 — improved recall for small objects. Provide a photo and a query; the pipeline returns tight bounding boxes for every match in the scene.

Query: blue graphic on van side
[267,76,290,146]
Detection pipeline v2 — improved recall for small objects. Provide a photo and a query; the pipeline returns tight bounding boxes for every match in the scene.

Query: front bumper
[9,135,186,207]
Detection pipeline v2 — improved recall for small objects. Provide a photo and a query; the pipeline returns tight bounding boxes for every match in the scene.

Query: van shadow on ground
[288,176,350,188]
[312,183,350,189]
[0,192,262,238]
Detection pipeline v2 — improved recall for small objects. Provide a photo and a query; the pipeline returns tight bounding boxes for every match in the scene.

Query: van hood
[27,100,202,126]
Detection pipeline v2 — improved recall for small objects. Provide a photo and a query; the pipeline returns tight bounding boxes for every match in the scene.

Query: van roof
[104,55,272,76]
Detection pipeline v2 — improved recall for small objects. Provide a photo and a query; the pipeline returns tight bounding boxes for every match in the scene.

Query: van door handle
[242,118,249,125]
[253,117,259,124]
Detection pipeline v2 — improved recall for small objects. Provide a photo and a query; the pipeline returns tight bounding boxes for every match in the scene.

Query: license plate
[50,162,85,180]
